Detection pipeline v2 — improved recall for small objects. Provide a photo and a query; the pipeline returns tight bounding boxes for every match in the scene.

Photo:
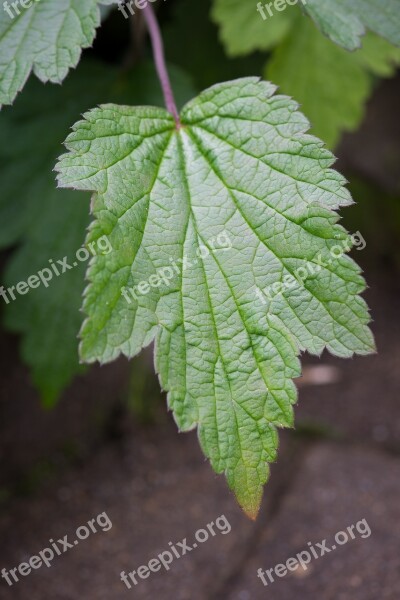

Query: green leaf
[0,0,116,107]
[267,17,368,148]
[56,78,374,516]
[0,59,195,405]
[304,0,400,50]
[0,62,108,405]
[355,32,400,76]
[211,0,296,56]
[3,196,90,407]
[211,1,400,147]
[266,21,400,148]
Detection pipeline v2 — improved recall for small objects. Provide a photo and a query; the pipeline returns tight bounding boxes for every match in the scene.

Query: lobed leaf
[56,78,375,516]
[0,0,116,107]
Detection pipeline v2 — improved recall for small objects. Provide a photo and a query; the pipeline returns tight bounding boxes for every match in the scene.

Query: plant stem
[142,2,180,126]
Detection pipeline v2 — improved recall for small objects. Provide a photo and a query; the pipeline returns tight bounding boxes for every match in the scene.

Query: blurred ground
[0,266,399,600]
[0,77,399,600]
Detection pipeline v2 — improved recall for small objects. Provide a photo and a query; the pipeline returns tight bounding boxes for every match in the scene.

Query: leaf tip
[235,490,262,521]
[243,506,260,521]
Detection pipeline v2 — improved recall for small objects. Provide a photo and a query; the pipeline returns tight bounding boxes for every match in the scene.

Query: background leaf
[210,2,400,147]
[304,0,400,50]
[267,20,400,147]
[0,0,116,107]
[211,0,295,56]
[355,33,400,76]
[0,59,195,405]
